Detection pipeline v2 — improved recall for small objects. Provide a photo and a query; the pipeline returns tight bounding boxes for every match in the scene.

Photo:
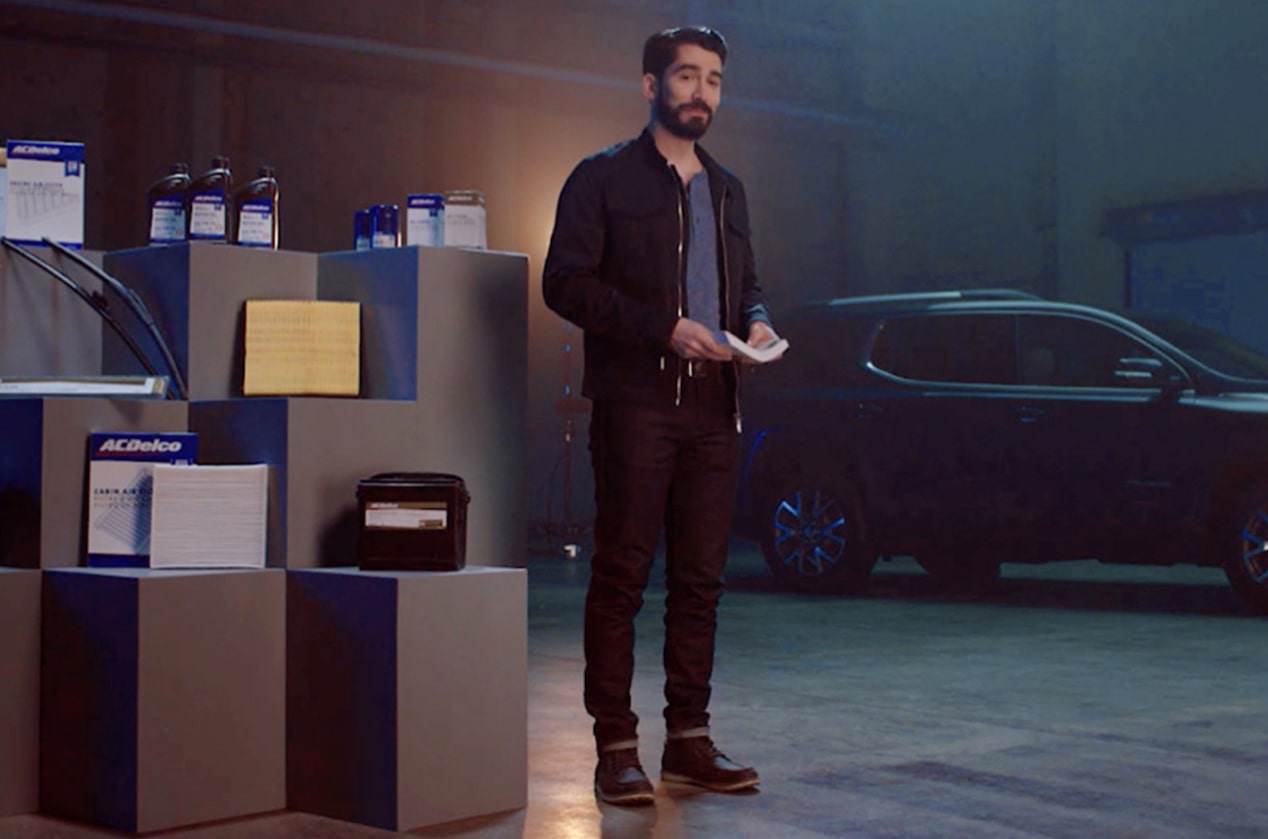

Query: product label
[188,190,227,239]
[149,197,186,244]
[407,194,445,247]
[372,231,398,248]
[364,501,448,530]
[236,198,274,247]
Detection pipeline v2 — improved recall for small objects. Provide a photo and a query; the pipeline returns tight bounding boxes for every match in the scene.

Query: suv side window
[776,315,870,387]
[1017,314,1181,388]
[870,314,1016,384]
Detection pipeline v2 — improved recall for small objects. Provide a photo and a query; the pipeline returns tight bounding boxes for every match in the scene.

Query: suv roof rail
[819,288,1042,308]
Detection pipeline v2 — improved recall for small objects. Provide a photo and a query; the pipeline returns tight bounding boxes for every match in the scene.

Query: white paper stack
[149,464,269,569]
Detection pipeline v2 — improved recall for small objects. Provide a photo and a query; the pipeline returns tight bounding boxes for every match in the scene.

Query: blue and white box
[406,193,445,247]
[5,139,85,249]
[87,431,198,567]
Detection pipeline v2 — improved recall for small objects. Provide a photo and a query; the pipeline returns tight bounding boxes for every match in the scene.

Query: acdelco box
[87,431,198,567]
[442,189,486,249]
[5,139,85,249]
[406,193,444,247]
[356,472,469,571]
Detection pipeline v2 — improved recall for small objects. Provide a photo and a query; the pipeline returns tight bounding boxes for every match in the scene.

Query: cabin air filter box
[5,139,85,249]
[87,431,198,567]
[356,473,470,571]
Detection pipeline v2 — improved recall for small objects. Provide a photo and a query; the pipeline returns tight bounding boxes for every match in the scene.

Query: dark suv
[734,290,1268,613]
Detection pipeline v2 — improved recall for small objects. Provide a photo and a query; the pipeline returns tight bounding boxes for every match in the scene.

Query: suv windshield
[1133,316,1268,381]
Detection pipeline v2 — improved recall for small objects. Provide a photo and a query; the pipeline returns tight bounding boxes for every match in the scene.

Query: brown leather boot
[661,736,759,792]
[594,747,655,806]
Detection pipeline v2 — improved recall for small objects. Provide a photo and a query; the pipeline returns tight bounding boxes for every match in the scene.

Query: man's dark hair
[642,26,728,79]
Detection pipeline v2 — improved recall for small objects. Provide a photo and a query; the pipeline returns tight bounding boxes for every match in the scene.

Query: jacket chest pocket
[605,191,677,283]
[608,188,673,229]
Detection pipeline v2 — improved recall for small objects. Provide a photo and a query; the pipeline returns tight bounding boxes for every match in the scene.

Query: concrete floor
[4,544,1267,838]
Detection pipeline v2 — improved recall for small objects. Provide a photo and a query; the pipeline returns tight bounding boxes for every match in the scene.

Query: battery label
[365,500,448,530]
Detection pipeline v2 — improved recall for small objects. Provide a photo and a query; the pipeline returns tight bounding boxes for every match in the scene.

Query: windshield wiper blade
[1,238,171,397]
[41,237,188,400]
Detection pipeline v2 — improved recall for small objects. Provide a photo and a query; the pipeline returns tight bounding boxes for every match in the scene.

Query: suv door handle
[1016,405,1045,424]
[857,402,883,420]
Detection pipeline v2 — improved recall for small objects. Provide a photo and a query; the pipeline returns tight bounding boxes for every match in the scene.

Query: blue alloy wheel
[1227,482,1268,614]
[760,478,875,591]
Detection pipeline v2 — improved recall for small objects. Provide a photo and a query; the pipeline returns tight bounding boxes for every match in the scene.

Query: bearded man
[543,25,782,806]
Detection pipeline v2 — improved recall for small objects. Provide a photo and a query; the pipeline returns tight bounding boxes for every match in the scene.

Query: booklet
[715,330,789,364]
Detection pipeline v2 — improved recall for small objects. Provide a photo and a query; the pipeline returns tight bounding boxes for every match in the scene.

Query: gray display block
[0,568,40,816]
[319,246,529,568]
[287,566,527,831]
[0,246,104,378]
[102,244,319,400]
[41,568,286,833]
[0,397,188,568]
[188,397,418,568]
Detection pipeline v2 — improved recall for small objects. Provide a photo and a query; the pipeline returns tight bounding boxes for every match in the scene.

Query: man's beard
[655,90,713,140]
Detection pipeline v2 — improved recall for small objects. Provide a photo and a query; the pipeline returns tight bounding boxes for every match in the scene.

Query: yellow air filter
[242,300,361,396]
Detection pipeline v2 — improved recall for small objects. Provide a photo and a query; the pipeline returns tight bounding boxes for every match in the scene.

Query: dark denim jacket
[543,129,773,408]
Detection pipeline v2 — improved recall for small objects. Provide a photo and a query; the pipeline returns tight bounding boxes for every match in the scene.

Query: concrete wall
[846,0,1056,296]
[1053,0,1268,307]
[846,0,1268,309]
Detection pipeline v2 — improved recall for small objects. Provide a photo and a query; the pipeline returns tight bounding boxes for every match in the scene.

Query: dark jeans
[585,367,739,751]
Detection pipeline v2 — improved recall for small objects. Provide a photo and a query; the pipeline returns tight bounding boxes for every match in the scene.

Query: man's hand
[670,318,733,361]
[738,320,785,365]
[747,321,777,348]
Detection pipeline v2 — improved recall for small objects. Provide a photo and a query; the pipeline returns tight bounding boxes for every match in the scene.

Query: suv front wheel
[760,475,876,592]
[1223,482,1268,614]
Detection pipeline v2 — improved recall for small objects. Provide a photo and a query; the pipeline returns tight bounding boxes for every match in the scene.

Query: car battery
[356,472,470,571]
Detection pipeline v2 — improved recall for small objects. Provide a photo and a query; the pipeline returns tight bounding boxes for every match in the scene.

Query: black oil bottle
[187,156,233,243]
[233,166,279,249]
[146,162,191,245]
